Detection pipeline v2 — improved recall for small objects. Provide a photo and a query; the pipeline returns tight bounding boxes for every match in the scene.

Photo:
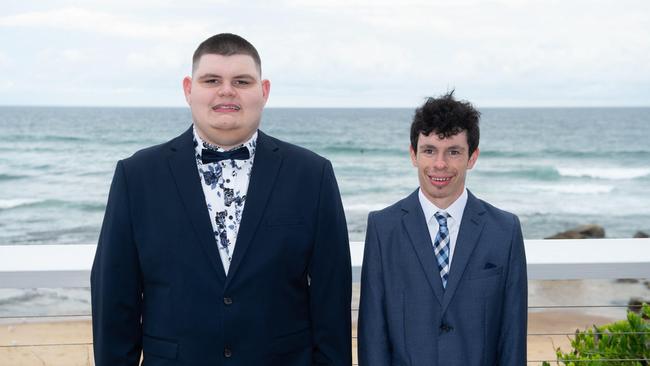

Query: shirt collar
[418,187,469,225]
[192,125,258,163]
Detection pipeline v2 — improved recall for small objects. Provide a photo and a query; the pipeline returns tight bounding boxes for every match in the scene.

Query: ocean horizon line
[1,105,650,110]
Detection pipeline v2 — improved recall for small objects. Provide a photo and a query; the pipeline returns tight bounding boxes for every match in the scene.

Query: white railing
[1,238,650,287]
[1,238,649,365]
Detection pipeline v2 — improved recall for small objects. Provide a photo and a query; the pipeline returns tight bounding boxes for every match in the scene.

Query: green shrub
[542,303,649,366]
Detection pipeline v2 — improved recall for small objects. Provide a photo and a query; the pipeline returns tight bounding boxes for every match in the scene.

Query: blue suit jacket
[358,189,527,366]
[91,127,352,366]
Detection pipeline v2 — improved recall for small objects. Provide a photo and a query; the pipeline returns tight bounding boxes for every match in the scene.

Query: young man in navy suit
[91,33,352,366]
[358,92,527,366]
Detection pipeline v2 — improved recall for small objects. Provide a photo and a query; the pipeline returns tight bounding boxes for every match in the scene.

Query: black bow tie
[201,146,250,164]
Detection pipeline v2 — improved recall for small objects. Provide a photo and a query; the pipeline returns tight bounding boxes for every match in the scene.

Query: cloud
[126,46,187,71]
[61,49,85,62]
[0,80,14,91]
[0,51,11,67]
[0,0,648,107]
[0,7,208,41]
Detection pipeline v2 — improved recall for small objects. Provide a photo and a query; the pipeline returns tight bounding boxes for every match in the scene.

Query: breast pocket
[261,214,311,270]
[467,265,503,280]
[466,266,503,298]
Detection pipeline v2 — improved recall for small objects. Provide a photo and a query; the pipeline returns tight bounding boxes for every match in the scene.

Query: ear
[467,148,480,169]
[409,145,418,167]
[261,79,271,104]
[182,76,192,105]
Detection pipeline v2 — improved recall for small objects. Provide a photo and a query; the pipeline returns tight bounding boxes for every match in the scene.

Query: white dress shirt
[418,187,469,269]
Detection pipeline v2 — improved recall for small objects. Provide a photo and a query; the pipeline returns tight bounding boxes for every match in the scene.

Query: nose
[217,82,235,97]
[433,153,447,170]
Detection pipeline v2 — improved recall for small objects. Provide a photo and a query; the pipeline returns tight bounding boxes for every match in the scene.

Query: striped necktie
[433,211,451,288]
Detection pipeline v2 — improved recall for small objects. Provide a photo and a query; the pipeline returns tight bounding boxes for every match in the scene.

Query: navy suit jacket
[358,189,527,366]
[91,127,352,366]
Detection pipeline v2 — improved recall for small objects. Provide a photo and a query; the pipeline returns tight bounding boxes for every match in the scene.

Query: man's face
[183,54,270,149]
[410,131,479,209]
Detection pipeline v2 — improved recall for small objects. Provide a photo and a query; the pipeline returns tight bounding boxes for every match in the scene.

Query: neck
[196,128,256,151]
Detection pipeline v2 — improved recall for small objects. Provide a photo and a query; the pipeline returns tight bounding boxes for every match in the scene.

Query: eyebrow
[419,144,466,150]
[197,73,256,80]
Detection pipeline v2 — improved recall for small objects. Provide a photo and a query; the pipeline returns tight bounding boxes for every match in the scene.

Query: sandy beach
[1,281,629,366]
[0,311,617,366]
[0,318,92,366]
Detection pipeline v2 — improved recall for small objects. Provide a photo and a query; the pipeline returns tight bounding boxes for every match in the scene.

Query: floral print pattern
[193,127,257,274]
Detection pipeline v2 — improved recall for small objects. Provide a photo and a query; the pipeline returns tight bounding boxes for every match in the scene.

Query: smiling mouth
[430,177,452,182]
[212,104,241,111]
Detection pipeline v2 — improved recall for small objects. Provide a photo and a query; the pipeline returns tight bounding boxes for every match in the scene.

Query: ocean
[1,106,649,318]
[1,106,649,245]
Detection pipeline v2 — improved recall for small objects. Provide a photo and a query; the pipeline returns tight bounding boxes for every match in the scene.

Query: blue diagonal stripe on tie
[433,212,450,288]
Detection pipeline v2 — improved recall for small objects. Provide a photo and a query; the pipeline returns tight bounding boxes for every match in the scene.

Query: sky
[0,0,649,108]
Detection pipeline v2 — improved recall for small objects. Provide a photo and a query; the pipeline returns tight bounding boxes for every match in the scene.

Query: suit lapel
[224,131,282,288]
[167,127,227,282]
[440,191,486,313]
[401,190,445,306]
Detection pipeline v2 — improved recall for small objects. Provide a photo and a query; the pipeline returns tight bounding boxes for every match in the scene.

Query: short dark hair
[410,91,480,156]
[192,33,262,75]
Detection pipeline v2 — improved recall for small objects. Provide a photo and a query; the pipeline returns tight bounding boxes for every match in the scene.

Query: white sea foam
[529,184,615,194]
[0,198,42,210]
[556,167,650,180]
[343,203,392,212]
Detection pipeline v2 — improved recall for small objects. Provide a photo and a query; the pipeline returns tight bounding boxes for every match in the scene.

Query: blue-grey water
[1,106,650,318]
[1,106,649,245]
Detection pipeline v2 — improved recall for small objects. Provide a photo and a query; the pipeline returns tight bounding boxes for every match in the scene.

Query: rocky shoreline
[545,224,648,240]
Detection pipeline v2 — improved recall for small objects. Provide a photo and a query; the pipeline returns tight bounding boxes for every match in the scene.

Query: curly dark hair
[410,91,480,156]
[192,33,262,75]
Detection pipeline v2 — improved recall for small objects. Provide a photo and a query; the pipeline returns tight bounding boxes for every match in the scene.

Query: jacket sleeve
[308,160,352,365]
[358,212,391,366]
[91,160,143,366]
[498,214,528,365]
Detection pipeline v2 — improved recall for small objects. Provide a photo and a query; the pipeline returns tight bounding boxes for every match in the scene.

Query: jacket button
[224,297,233,305]
[440,324,453,332]
[224,347,232,358]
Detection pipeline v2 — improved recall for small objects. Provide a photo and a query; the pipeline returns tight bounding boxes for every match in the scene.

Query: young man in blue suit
[358,92,527,366]
[91,33,352,366]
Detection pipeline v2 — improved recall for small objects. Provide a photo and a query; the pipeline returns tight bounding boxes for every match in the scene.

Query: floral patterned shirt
[193,127,257,275]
